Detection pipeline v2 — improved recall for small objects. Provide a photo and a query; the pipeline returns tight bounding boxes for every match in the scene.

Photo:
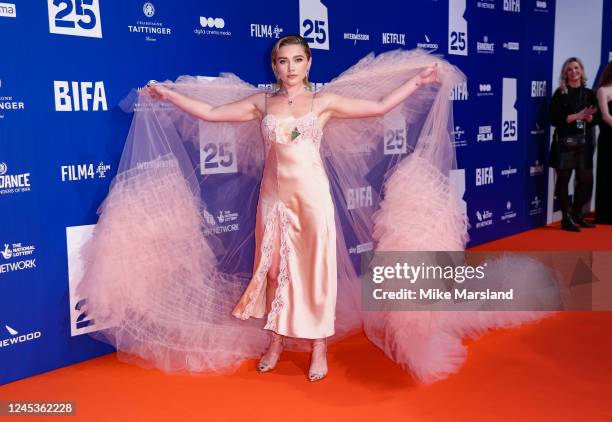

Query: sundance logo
[0,162,31,195]
[0,325,42,349]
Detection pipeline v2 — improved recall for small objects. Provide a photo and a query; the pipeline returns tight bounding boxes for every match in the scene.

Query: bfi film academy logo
[0,162,31,196]
[47,0,102,38]
[0,324,42,350]
[54,81,108,111]
[195,16,231,37]
[127,2,173,42]
[60,162,111,182]
[1,240,36,275]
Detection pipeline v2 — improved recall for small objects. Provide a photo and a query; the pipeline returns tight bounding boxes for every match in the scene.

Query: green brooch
[291,127,301,140]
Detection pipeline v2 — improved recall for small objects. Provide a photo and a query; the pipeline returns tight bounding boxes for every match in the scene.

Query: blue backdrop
[0,0,605,385]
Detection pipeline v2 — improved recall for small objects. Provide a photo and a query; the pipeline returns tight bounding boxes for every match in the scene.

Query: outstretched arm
[146,83,263,122]
[320,63,439,120]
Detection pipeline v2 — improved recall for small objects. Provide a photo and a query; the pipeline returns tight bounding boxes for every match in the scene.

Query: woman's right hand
[576,105,597,120]
[145,82,171,101]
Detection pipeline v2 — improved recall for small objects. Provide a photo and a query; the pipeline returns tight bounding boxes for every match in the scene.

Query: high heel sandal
[308,339,328,382]
[257,334,284,373]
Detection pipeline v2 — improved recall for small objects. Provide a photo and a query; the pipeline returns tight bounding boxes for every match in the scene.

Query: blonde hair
[270,35,313,90]
[559,57,588,94]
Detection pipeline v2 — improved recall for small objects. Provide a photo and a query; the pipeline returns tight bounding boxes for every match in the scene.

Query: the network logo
[475,210,494,228]
[0,2,16,18]
[47,0,102,38]
[202,209,240,236]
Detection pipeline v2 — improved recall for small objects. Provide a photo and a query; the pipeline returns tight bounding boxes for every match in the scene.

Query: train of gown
[77,49,561,383]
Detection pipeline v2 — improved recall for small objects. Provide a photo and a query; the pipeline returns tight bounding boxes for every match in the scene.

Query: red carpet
[2,222,611,421]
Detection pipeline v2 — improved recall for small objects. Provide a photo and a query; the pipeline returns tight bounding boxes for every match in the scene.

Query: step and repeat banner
[0,0,572,384]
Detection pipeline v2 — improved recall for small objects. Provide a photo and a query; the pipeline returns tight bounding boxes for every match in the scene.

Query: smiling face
[565,60,583,84]
[272,43,311,89]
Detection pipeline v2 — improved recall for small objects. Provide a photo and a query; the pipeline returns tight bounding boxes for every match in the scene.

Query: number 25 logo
[48,0,103,38]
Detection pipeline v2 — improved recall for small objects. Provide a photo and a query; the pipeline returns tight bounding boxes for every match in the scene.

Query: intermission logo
[475,166,494,186]
[382,32,406,46]
[0,2,16,18]
[477,0,495,9]
[477,83,493,97]
[299,0,329,50]
[477,125,493,142]
[531,80,547,97]
[503,41,520,51]
[503,0,521,12]
[502,78,518,142]
[475,209,494,229]
[0,79,26,119]
[450,81,468,101]
[54,81,107,112]
[530,159,544,176]
[250,23,283,38]
[60,162,111,181]
[530,195,544,216]
[535,1,548,12]
[416,34,438,50]
[349,242,373,255]
[477,35,495,54]
[344,29,369,45]
[47,0,102,38]
[448,0,468,56]
[0,324,42,350]
[501,201,517,222]
[128,2,172,42]
[347,186,373,210]
[195,16,231,37]
[501,165,518,179]
[0,162,31,196]
[203,209,239,236]
[452,126,467,148]
[532,43,549,54]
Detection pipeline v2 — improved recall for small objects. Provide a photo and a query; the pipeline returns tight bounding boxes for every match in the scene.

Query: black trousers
[554,168,593,216]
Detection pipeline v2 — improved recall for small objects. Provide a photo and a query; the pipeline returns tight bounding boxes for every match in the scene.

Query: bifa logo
[501,201,517,222]
[477,83,493,97]
[0,325,42,349]
[501,166,518,178]
[475,210,493,228]
[0,162,31,195]
[477,125,493,142]
[299,0,329,50]
[54,81,108,112]
[47,0,102,38]
[531,80,547,97]
[477,35,495,54]
[503,0,521,12]
[0,2,16,18]
[450,81,468,101]
[501,78,518,141]
[60,162,111,181]
[448,0,468,56]
[475,167,494,186]
[346,186,373,210]
[382,32,406,46]
[250,23,283,38]
[383,109,408,155]
[416,34,438,50]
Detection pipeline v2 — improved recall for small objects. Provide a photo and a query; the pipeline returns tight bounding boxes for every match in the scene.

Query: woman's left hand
[418,63,439,85]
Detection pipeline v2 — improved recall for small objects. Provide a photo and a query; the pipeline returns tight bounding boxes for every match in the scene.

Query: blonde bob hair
[559,57,588,94]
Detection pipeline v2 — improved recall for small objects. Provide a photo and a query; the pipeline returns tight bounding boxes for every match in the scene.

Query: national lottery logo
[47,0,102,38]
[0,241,36,275]
[448,0,468,56]
[299,0,329,50]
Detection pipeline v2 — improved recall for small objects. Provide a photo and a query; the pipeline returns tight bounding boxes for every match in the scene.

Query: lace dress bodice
[261,112,323,154]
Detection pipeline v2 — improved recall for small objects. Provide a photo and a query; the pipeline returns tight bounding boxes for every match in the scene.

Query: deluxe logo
[0,162,31,195]
[502,78,518,142]
[503,0,520,12]
[501,201,517,222]
[54,81,107,112]
[347,186,373,210]
[1,242,35,260]
[448,0,468,56]
[195,16,231,37]
[477,83,493,97]
[503,41,520,51]
[452,126,467,147]
[202,209,240,236]
[416,34,438,50]
[477,35,495,54]
[450,81,468,101]
[299,0,329,50]
[47,0,102,38]
[0,2,16,18]
[477,125,493,142]
[530,160,544,176]
[382,32,406,46]
[501,166,518,178]
[0,324,42,349]
[475,210,494,228]
[475,166,494,186]
[344,29,369,44]
[532,43,549,54]
[530,196,544,215]
[477,0,495,9]
[531,80,547,97]
[60,162,111,182]
[250,23,283,38]
[128,2,172,42]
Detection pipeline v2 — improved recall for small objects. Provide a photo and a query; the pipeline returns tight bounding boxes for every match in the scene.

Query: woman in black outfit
[595,62,612,224]
[549,57,599,231]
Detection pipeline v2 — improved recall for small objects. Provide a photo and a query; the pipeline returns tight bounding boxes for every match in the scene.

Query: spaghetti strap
[264,92,268,114]
[311,90,316,112]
